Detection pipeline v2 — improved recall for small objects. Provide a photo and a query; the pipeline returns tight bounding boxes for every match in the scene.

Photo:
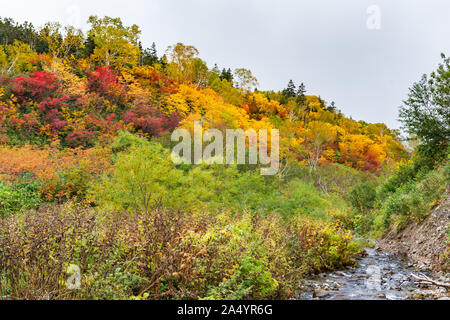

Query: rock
[297,290,314,300]
[314,290,329,298]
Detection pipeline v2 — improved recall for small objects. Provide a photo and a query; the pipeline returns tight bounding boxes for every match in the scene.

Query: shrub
[375,165,449,232]
[87,66,125,104]
[286,179,330,219]
[347,183,377,234]
[349,183,377,213]
[295,163,376,198]
[88,133,182,213]
[286,218,360,273]
[9,71,60,103]
[377,162,418,197]
[93,132,283,215]
[0,180,41,216]
[205,255,279,300]
[0,204,361,300]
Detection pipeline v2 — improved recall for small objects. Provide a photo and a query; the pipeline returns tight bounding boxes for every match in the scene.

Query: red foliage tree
[123,100,181,137]
[87,66,125,104]
[38,96,69,133]
[9,71,60,103]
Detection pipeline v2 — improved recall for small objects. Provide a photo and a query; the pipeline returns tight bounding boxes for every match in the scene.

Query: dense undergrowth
[0,132,365,299]
[0,204,359,300]
[348,155,449,238]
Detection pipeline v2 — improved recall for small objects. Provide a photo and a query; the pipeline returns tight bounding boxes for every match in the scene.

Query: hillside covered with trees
[0,16,448,300]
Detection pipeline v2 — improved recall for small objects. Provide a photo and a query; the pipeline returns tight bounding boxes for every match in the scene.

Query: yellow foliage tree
[302,121,338,170]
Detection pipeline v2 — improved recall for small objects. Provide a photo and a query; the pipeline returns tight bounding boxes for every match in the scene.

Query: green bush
[90,132,358,229]
[110,131,152,158]
[205,255,279,300]
[0,180,41,216]
[291,163,375,199]
[377,162,418,197]
[349,183,377,213]
[88,134,183,213]
[375,165,448,232]
[286,179,330,220]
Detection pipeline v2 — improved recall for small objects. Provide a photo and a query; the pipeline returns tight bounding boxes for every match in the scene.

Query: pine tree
[296,82,307,105]
[212,63,220,74]
[0,17,48,53]
[159,54,168,68]
[282,80,296,98]
[297,82,306,96]
[327,101,337,112]
[138,41,143,65]
[318,96,326,109]
[219,68,226,80]
[150,42,157,62]
[220,68,233,82]
[142,42,158,66]
[83,35,95,58]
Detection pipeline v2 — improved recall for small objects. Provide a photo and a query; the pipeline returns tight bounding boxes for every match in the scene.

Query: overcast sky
[2,0,449,129]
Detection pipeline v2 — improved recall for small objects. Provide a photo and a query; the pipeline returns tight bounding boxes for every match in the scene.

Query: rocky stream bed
[297,247,449,300]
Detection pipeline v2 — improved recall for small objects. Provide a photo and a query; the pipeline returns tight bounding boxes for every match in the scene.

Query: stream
[297,247,449,300]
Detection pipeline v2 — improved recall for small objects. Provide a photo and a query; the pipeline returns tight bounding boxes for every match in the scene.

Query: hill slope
[379,191,450,272]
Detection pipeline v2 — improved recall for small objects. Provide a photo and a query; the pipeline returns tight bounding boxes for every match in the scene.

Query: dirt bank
[378,192,450,272]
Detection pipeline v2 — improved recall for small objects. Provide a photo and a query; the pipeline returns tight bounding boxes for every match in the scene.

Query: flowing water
[297,248,448,300]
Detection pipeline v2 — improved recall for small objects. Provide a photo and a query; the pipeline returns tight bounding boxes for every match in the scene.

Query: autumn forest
[0,14,448,301]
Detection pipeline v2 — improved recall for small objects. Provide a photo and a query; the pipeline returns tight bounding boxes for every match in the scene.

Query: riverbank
[378,192,449,272]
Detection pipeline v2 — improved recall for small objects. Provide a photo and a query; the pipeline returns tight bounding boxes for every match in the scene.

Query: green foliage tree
[60,26,85,59]
[191,58,209,87]
[39,22,63,60]
[89,132,182,214]
[0,17,48,53]
[165,42,200,82]
[87,16,141,68]
[399,53,450,162]
[0,40,37,74]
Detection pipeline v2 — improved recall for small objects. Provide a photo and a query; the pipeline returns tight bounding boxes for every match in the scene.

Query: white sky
[1,0,449,129]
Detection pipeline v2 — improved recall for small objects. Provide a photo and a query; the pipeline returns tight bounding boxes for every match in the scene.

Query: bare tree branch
[409,273,450,291]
